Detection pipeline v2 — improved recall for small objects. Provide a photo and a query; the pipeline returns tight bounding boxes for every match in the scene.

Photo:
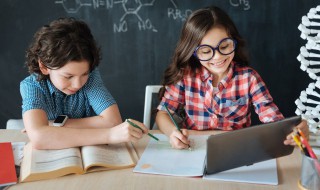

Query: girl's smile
[210,58,227,68]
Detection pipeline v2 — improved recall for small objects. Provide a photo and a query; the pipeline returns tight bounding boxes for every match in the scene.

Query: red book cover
[0,142,17,187]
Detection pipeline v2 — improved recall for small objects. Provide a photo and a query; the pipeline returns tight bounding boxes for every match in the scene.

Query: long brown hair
[159,6,249,98]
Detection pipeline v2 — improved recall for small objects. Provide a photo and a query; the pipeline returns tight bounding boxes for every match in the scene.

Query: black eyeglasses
[193,38,237,61]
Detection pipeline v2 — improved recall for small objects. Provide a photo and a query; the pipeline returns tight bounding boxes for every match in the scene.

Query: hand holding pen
[169,128,191,149]
[126,119,159,141]
[164,105,191,150]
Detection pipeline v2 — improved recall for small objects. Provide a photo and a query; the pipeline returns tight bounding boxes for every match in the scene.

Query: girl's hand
[169,128,190,149]
[284,120,309,146]
[109,119,148,143]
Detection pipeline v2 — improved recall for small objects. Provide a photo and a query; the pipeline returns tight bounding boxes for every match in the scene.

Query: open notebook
[133,134,208,177]
[133,134,279,185]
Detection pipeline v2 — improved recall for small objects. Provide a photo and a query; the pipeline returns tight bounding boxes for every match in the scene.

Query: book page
[133,134,208,177]
[31,145,83,173]
[11,142,26,166]
[20,143,84,182]
[81,143,135,172]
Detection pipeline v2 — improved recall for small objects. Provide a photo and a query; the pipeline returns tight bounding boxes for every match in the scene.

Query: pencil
[296,129,314,158]
[292,134,304,151]
[300,136,318,159]
[297,129,308,142]
[126,119,159,141]
[292,133,310,157]
[163,105,191,150]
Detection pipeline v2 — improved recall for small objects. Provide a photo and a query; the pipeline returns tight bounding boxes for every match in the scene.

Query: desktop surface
[0,129,302,190]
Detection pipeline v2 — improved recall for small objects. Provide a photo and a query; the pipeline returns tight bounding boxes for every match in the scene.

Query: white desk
[1,129,302,190]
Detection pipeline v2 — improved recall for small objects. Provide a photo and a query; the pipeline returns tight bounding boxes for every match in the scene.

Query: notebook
[0,142,17,187]
[205,116,301,175]
[133,134,208,177]
[203,159,278,185]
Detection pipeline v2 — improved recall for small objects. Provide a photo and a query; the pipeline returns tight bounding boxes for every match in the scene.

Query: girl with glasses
[156,6,308,149]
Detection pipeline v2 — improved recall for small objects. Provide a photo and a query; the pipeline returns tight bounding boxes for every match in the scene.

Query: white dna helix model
[296,5,320,147]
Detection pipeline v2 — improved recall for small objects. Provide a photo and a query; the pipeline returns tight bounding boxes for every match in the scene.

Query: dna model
[296,5,320,147]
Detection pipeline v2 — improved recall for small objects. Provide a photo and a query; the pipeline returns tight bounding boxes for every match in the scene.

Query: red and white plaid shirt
[158,62,284,131]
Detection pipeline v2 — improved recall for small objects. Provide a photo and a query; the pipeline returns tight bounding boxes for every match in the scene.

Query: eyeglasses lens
[196,38,236,61]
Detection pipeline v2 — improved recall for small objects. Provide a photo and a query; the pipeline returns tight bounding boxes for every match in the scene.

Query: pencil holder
[298,153,320,190]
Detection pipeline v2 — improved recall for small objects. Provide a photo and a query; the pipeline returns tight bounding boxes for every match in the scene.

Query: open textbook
[20,142,138,182]
[133,134,279,185]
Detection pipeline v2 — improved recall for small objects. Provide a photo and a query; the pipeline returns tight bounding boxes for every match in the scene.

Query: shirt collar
[220,61,235,88]
[46,79,65,96]
[200,66,211,81]
[199,61,236,88]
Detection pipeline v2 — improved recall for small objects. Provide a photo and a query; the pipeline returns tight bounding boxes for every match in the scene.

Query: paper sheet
[133,134,208,177]
[203,159,278,185]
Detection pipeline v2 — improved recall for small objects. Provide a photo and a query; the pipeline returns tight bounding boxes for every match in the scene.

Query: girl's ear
[38,60,50,75]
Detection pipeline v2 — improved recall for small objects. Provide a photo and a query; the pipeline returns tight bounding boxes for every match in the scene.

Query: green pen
[126,119,159,141]
[164,105,181,132]
[164,105,192,150]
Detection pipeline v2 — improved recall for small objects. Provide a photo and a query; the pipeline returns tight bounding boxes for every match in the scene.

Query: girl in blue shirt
[20,18,148,149]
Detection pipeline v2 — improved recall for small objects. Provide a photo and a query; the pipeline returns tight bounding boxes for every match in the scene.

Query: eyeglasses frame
[193,37,237,61]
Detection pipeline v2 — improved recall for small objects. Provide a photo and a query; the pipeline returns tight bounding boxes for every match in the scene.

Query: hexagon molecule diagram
[55,0,157,33]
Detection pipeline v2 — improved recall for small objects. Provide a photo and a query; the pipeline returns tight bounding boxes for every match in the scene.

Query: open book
[20,142,138,182]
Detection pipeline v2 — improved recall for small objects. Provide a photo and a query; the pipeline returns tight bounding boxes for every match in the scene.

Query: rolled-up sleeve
[20,78,47,114]
[84,69,117,115]
[158,80,185,112]
[249,70,284,123]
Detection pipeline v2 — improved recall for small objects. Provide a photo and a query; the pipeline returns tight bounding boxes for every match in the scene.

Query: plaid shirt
[158,62,284,131]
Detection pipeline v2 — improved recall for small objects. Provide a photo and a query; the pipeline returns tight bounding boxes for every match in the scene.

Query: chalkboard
[0,0,318,129]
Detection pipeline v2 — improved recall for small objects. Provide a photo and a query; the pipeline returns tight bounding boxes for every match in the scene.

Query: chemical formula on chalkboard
[54,0,250,33]
[229,0,250,11]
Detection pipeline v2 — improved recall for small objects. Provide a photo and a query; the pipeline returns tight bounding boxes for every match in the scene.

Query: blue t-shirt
[20,68,116,120]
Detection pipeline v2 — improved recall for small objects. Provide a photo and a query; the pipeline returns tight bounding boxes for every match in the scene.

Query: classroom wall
[0,0,318,129]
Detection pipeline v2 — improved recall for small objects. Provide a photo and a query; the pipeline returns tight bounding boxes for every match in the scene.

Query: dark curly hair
[25,17,101,80]
[159,6,249,98]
